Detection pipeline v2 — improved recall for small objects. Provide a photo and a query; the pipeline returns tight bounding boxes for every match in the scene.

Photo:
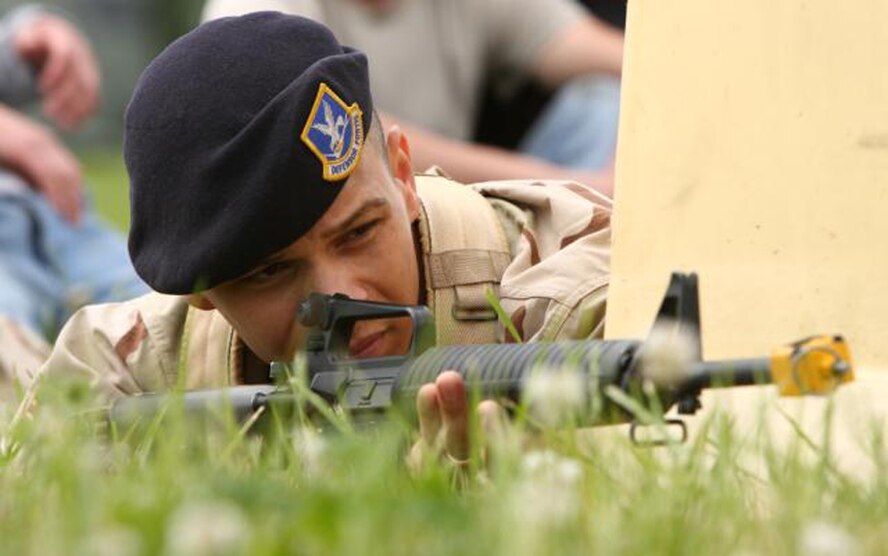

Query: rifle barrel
[677,358,772,398]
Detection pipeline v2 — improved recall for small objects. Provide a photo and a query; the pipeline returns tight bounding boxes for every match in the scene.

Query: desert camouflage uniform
[0,316,49,396]
[37,174,611,400]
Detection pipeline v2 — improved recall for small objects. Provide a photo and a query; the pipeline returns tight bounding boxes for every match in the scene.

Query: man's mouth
[348,329,387,359]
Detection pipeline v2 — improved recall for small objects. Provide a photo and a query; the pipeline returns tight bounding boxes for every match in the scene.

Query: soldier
[40,13,611,461]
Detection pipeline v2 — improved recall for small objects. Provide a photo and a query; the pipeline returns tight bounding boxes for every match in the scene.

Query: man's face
[195,129,421,363]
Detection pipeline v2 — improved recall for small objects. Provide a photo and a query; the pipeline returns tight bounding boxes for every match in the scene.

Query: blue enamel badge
[300,83,364,181]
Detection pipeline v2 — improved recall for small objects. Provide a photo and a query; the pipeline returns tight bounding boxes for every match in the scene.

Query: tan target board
[605,0,888,472]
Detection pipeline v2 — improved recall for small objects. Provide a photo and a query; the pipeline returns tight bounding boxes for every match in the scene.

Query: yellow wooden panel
[608,0,888,372]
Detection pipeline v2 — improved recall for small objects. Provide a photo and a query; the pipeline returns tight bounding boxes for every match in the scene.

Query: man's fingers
[478,400,507,440]
[44,71,92,129]
[42,41,98,128]
[411,373,512,475]
[39,38,72,93]
[436,371,470,461]
[478,400,509,468]
[416,383,442,449]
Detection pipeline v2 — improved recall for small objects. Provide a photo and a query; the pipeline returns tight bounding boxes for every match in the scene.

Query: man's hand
[0,105,82,223]
[14,14,100,130]
[412,371,506,468]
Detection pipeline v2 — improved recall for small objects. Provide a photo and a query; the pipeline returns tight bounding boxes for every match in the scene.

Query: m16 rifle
[110,273,854,440]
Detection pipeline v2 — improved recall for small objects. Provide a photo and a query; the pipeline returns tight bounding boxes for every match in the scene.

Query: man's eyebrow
[322,197,388,239]
[251,197,390,269]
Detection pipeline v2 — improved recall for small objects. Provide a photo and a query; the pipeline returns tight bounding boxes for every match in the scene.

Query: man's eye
[342,220,379,243]
[251,261,290,281]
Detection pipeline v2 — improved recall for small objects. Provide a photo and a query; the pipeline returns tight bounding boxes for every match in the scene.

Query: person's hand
[410,371,507,470]
[0,105,82,223]
[14,14,100,130]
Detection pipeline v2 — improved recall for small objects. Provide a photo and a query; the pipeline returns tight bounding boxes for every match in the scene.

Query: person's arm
[0,103,82,222]
[470,178,612,342]
[484,0,623,89]
[0,8,101,222]
[410,178,612,467]
[382,112,614,198]
[531,14,624,87]
[38,294,189,403]
[12,10,100,130]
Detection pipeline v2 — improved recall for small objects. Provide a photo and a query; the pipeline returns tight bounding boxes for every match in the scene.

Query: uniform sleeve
[0,315,50,396]
[475,179,611,342]
[37,294,187,402]
[479,0,584,76]
[201,0,323,23]
[0,5,44,106]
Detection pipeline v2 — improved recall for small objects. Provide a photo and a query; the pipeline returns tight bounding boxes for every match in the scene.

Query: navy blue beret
[125,12,373,294]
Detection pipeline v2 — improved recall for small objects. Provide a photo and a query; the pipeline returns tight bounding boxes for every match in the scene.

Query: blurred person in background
[0,5,147,385]
[202,0,623,197]
[476,0,624,173]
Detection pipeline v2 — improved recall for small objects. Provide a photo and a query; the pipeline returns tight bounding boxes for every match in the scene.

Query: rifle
[109,273,854,441]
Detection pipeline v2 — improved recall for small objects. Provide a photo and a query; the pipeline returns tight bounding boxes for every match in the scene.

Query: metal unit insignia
[300,83,364,181]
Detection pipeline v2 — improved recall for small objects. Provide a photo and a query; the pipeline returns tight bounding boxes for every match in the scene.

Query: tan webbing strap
[415,174,511,345]
[180,306,238,388]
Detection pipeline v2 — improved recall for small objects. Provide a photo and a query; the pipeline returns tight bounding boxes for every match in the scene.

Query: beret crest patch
[301,83,364,181]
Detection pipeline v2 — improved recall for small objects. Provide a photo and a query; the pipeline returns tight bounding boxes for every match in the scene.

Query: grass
[80,148,132,231]
[1,372,886,556]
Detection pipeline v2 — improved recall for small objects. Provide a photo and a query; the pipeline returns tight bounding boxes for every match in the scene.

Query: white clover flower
[84,526,142,556]
[798,519,860,556]
[523,368,585,428]
[638,320,697,388]
[291,427,328,478]
[521,450,583,484]
[165,500,249,556]
[510,450,584,528]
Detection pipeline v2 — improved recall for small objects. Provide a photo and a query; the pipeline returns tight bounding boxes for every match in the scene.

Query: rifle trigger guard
[629,419,688,447]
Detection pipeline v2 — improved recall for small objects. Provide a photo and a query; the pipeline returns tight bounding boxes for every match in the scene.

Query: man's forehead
[321,195,389,237]
[314,141,393,228]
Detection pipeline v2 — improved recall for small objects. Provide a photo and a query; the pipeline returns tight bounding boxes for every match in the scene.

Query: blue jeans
[0,176,148,338]
[519,76,621,171]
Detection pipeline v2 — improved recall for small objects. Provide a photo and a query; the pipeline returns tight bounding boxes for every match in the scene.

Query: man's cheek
[279,323,309,361]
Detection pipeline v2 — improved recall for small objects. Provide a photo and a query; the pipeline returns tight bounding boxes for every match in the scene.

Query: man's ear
[187,293,215,311]
[386,125,419,221]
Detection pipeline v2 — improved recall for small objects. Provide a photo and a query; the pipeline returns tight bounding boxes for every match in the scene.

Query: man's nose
[312,266,369,301]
